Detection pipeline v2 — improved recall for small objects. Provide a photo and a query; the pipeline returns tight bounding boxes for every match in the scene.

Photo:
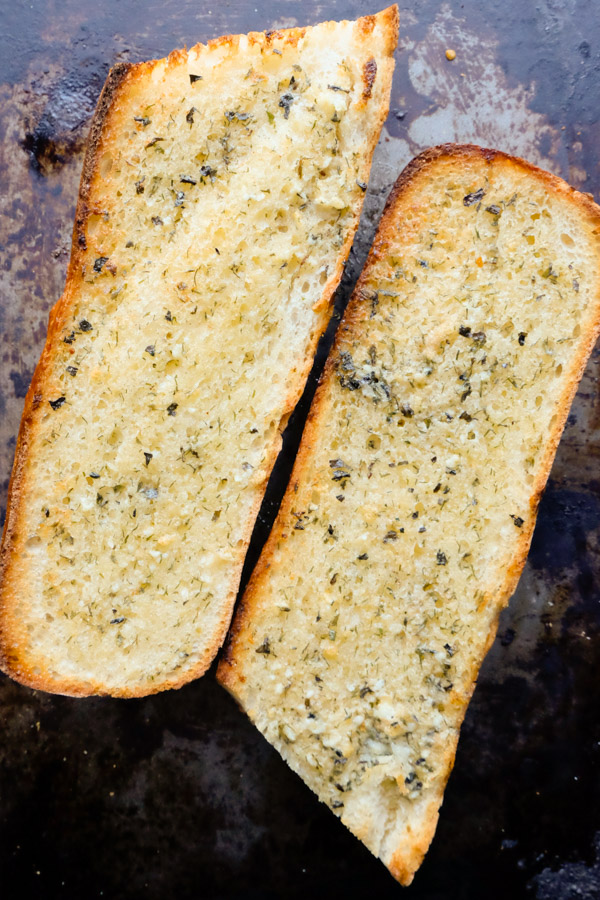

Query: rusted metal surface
[1,2,599,897]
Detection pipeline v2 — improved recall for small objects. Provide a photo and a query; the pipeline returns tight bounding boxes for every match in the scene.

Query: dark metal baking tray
[1,2,599,898]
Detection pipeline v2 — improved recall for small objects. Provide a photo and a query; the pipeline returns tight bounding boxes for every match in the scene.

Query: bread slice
[218,144,600,884]
[0,8,399,698]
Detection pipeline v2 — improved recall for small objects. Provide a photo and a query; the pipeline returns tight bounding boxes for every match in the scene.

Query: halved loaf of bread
[0,7,399,697]
[218,145,600,883]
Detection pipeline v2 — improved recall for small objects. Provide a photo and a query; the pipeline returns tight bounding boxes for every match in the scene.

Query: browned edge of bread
[0,7,400,697]
[218,143,600,882]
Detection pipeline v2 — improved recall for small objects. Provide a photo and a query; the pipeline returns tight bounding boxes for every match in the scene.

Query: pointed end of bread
[218,143,600,881]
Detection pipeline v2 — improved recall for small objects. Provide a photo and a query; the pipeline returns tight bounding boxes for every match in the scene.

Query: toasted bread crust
[74,62,134,258]
[0,62,136,696]
[218,144,600,883]
[0,8,399,697]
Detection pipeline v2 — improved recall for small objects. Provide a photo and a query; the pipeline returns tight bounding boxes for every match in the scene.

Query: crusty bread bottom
[219,144,600,884]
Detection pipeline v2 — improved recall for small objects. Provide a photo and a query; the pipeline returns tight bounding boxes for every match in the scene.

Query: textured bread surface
[0,7,398,697]
[218,144,600,884]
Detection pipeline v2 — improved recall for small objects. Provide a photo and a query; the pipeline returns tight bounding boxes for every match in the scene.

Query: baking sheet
[1,2,599,897]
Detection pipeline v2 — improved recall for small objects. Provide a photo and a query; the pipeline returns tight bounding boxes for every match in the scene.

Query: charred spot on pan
[500,627,516,646]
[9,370,31,398]
[21,67,108,175]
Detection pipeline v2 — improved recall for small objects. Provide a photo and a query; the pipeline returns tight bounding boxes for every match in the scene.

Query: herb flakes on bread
[0,7,399,697]
[218,144,600,884]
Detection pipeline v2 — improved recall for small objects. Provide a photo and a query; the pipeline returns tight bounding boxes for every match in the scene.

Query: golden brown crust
[218,142,600,880]
[72,62,135,259]
[0,61,138,696]
[0,7,399,698]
